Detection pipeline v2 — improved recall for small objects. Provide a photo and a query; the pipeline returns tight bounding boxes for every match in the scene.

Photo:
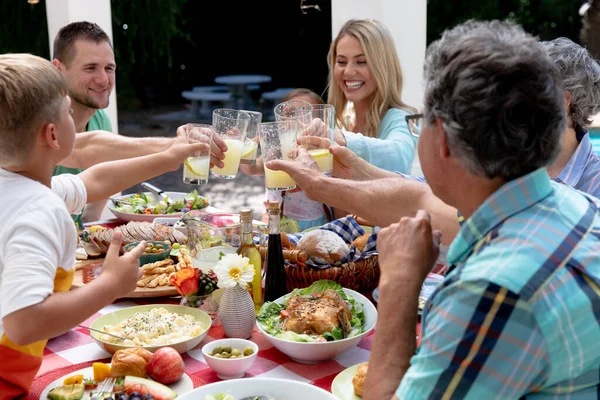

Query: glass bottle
[264,201,288,302]
[237,209,263,314]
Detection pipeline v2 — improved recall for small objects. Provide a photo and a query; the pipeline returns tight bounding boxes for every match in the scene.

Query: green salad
[112,190,209,215]
[257,280,366,343]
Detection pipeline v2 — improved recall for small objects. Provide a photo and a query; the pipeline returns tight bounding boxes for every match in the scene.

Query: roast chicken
[283,289,352,337]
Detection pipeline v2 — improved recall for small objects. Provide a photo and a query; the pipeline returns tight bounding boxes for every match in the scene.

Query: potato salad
[101,307,205,346]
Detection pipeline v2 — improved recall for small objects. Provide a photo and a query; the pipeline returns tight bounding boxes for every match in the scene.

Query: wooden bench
[181,90,233,118]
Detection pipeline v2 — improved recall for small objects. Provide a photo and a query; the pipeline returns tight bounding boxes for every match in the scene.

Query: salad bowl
[177,378,338,400]
[256,280,377,364]
[109,190,210,222]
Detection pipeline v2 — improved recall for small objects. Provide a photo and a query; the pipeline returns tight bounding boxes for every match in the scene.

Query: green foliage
[0,2,49,57]
[110,0,189,108]
[427,0,582,44]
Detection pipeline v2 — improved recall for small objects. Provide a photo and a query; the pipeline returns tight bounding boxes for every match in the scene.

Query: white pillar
[331,0,427,175]
[45,0,119,133]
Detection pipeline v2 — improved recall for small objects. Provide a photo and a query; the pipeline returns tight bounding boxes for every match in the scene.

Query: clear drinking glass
[183,123,213,185]
[239,110,262,165]
[297,104,335,174]
[259,120,299,191]
[211,109,250,179]
[273,99,312,123]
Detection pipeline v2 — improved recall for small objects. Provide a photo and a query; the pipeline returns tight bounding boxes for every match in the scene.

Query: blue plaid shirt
[396,168,600,399]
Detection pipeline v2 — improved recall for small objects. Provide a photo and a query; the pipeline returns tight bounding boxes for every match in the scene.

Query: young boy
[0,53,208,397]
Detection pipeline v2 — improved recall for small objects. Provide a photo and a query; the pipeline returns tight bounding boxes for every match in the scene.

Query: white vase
[217,284,256,339]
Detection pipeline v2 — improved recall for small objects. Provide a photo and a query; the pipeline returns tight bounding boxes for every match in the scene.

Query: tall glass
[211,109,250,179]
[297,104,335,174]
[259,120,298,191]
[239,110,262,165]
[183,123,213,185]
[274,100,312,123]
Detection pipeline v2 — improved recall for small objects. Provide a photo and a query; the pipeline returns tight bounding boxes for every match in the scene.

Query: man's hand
[377,210,442,285]
[265,148,323,199]
[176,125,226,168]
[331,145,365,180]
[98,232,145,298]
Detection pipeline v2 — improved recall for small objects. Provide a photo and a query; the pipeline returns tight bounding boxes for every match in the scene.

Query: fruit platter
[42,347,193,399]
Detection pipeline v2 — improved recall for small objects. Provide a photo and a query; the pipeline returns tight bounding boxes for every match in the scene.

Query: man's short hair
[423,20,566,181]
[0,54,67,166]
[53,21,112,66]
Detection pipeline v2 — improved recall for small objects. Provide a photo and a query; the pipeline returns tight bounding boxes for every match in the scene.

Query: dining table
[29,294,376,399]
[214,74,272,110]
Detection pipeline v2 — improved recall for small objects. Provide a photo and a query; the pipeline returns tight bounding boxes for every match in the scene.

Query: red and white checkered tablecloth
[33,296,376,397]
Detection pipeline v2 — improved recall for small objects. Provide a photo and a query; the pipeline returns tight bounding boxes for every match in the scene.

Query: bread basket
[283,216,380,293]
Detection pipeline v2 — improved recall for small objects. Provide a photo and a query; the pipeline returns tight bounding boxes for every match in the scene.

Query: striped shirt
[555,133,600,199]
[396,168,600,399]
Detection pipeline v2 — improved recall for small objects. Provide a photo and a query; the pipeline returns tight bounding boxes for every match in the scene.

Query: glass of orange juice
[296,104,334,175]
[211,109,250,179]
[259,120,299,191]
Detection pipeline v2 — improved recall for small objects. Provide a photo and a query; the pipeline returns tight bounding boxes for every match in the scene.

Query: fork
[91,377,116,400]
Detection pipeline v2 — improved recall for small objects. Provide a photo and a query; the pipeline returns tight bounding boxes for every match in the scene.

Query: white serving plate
[40,363,193,399]
[109,191,209,223]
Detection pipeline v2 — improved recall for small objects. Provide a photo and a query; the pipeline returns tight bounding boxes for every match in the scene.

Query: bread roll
[351,232,370,251]
[110,347,152,377]
[296,229,349,265]
[352,362,368,396]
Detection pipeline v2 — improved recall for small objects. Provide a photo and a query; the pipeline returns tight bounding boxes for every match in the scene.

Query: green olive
[221,346,232,353]
[212,346,222,355]
[243,347,254,356]
[231,348,242,356]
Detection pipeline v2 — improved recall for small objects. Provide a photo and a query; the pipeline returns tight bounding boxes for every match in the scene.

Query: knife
[141,182,171,206]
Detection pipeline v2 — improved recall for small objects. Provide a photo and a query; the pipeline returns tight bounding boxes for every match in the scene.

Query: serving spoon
[78,325,128,341]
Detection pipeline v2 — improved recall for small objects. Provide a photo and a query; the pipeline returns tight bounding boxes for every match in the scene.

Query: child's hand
[100,232,145,297]
[167,127,212,170]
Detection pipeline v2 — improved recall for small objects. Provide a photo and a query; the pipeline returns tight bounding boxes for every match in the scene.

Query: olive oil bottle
[237,209,263,314]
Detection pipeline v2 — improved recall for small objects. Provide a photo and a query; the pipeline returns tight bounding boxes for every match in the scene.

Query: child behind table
[266,88,333,231]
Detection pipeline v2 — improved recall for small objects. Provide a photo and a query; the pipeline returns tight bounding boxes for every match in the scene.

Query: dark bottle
[264,200,288,302]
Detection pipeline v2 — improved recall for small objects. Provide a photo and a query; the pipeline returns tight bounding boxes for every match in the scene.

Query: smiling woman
[327,19,418,175]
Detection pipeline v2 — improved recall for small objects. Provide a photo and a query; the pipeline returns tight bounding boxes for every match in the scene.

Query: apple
[146,347,185,384]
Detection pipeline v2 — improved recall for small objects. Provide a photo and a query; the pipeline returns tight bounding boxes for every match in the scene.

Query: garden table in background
[214,74,272,110]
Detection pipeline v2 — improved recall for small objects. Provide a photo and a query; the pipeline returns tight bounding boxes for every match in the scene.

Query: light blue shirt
[343,108,416,173]
[555,133,600,198]
[398,168,600,399]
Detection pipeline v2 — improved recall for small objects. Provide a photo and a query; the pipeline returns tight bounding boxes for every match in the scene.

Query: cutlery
[91,377,116,400]
[142,182,172,206]
[78,325,127,341]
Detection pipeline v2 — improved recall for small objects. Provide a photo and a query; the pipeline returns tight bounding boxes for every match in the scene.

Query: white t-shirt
[0,169,86,336]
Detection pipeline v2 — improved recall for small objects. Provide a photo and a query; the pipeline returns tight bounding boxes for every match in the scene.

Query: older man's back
[399,169,600,399]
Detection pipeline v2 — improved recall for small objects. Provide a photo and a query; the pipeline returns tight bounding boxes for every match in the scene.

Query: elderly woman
[270,20,600,399]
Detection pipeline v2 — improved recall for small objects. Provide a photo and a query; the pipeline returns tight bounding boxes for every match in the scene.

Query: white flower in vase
[213,253,255,289]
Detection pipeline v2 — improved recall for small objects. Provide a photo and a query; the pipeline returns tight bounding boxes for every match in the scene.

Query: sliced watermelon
[123,376,177,400]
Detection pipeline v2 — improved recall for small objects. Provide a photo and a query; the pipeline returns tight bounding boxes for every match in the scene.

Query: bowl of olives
[124,240,172,266]
[201,338,259,380]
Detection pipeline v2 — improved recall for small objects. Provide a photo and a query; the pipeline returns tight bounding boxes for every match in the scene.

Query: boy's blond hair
[0,53,67,166]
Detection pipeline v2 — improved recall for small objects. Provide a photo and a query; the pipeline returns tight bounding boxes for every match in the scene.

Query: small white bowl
[201,338,258,380]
